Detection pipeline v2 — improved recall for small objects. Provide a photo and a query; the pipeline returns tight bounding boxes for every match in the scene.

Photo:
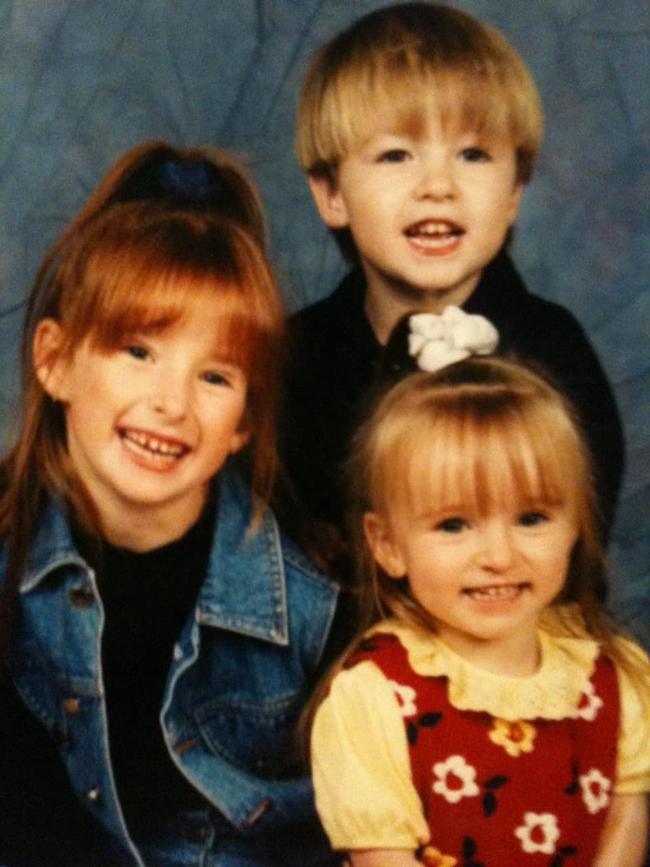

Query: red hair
[0,142,284,655]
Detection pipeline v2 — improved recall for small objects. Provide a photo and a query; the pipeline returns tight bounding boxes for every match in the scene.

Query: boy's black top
[281,252,624,539]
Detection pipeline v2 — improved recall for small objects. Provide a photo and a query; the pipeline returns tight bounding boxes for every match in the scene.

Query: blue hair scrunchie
[158,158,222,204]
[112,154,227,210]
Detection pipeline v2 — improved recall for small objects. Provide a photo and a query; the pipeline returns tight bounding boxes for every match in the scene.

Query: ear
[507,182,524,224]
[228,426,251,456]
[227,408,253,456]
[364,512,407,579]
[33,319,70,401]
[307,174,350,229]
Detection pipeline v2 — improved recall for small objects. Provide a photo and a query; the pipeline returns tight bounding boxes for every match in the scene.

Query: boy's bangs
[331,61,517,159]
[386,406,578,522]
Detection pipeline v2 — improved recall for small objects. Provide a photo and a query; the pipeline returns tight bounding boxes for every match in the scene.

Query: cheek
[543,545,574,590]
[407,548,457,597]
[202,400,247,447]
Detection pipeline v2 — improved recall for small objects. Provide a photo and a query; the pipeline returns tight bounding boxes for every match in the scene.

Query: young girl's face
[36,295,250,543]
[365,448,579,669]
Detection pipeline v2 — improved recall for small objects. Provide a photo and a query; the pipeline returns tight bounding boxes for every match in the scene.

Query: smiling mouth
[463,583,530,602]
[120,429,189,463]
[405,219,464,248]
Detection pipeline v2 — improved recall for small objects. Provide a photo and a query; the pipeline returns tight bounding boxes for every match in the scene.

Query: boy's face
[309,112,523,315]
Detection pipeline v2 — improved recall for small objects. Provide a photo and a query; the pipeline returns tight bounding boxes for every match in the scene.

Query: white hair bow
[408,306,499,373]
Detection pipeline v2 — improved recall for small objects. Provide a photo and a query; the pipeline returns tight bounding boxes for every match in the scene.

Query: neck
[97,491,207,552]
[363,268,480,345]
[436,625,542,677]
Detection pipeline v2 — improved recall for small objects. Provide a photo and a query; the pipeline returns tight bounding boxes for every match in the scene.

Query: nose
[150,370,191,421]
[476,519,515,573]
[413,153,457,201]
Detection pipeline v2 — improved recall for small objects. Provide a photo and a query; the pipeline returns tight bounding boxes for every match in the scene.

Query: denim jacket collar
[20,468,300,646]
[195,469,291,645]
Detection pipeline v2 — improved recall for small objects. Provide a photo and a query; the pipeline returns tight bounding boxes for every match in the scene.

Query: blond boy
[282,2,623,540]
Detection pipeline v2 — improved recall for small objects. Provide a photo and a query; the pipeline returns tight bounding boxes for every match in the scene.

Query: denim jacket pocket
[193,692,304,780]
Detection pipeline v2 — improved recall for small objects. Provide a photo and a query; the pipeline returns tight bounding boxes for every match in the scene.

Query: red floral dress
[346,632,620,867]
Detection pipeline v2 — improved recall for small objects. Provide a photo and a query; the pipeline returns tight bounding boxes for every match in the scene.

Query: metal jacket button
[69,585,95,608]
[183,823,209,843]
[62,697,81,715]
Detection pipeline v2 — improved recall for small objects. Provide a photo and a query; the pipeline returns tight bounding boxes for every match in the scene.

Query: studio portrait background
[1,0,648,647]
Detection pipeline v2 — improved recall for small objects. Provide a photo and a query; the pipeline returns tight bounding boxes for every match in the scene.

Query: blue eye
[125,344,149,360]
[436,517,467,534]
[202,370,229,386]
[518,511,549,527]
[460,147,490,163]
[378,149,409,163]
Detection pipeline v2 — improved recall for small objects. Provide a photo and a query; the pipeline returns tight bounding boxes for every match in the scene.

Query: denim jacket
[4,469,339,866]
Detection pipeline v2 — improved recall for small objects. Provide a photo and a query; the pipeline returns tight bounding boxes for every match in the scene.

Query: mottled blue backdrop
[1,1,648,646]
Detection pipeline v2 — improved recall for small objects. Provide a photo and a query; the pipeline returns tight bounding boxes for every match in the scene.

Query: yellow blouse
[311,614,650,851]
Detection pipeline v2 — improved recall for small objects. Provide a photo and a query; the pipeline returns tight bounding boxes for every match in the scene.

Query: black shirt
[0,501,216,865]
[281,253,624,537]
[96,497,215,841]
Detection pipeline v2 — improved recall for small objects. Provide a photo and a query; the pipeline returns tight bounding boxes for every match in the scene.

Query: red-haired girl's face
[36,295,250,547]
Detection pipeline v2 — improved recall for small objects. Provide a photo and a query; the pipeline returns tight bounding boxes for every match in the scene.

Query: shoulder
[287,268,365,356]
[510,292,591,345]
[313,655,429,851]
[610,637,650,793]
[280,529,339,599]
[345,628,406,669]
[283,267,376,402]
[321,651,409,747]
[209,467,338,612]
[478,262,612,395]
[472,253,589,339]
[277,526,340,660]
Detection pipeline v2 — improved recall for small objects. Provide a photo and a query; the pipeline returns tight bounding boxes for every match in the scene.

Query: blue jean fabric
[4,468,339,865]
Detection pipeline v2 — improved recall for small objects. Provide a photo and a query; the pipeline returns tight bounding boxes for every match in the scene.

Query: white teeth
[465,584,525,601]
[420,222,453,235]
[406,221,461,237]
[122,430,185,458]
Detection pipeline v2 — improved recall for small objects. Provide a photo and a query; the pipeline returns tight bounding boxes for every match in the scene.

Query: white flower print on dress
[432,755,480,804]
[579,768,611,814]
[514,812,560,854]
[572,679,604,721]
[388,680,417,717]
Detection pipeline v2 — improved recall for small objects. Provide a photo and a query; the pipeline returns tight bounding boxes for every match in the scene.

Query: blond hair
[302,357,649,747]
[297,2,542,185]
[351,359,595,621]
[344,357,647,701]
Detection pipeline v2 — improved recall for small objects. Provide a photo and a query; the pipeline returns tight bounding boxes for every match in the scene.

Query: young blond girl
[0,142,338,866]
[311,356,649,867]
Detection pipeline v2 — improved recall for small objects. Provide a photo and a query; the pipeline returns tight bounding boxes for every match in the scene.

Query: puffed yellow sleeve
[311,660,429,851]
[614,641,650,794]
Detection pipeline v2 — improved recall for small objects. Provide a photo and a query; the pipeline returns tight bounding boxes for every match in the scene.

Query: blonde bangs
[404,410,581,523]
[322,66,521,158]
[297,5,542,182]
[364,369,587,526]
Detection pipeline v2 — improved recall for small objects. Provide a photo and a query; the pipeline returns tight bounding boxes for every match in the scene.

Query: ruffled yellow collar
[369,610,600,722]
